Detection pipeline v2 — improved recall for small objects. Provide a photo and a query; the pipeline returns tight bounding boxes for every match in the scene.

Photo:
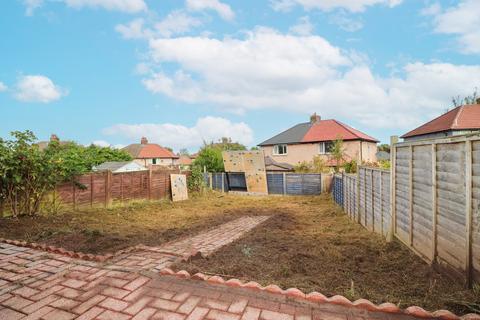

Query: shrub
[344,160,357,173]
[187,166,205,192]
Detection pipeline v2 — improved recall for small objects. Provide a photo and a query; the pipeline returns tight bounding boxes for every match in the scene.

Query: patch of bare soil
[0,193,281,254]
[175,195,480,315]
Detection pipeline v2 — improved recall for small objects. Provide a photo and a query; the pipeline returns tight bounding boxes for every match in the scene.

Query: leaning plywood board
[222,150,268,194]
[222,151,245,173]
[243,151,268,194]
[170,174,188,202]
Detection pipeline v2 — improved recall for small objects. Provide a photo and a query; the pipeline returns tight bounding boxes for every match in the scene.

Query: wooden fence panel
[365,169,373,231]
[395,146,411,244]
[436,142,466,275]
[381,172,391,236]
[333,133,480,285]
[358,169,366,227]
[471,141,480,282]
[412,145,433,260]
[373,170,382,234]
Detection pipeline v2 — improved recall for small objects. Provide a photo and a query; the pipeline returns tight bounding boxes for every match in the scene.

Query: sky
[1,0,480,151]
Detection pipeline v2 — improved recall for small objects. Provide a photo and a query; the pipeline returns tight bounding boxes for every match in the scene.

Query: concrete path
[0,216,475,320]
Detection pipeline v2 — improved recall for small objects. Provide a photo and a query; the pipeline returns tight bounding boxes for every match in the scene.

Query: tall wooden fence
[333,168,391,239]
[332,133,480,286]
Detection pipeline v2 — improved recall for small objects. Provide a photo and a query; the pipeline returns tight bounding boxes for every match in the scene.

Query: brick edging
[158,268,480,320]
[0,238,135,262]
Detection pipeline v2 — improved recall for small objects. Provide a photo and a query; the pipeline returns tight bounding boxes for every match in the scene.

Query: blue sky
[1,0,479,151]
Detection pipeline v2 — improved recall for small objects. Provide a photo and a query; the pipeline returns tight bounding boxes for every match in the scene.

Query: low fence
[55,169,180,210]
[204,172,329,195]
[0,169,181,215]
[332,133,480,286]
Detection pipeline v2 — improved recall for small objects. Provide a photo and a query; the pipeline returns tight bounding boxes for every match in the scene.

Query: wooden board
[222,151,268,194]
[170,174,188,202]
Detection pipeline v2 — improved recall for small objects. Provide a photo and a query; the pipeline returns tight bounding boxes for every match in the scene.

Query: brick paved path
[0,216,473,320]
[109,216,271,272]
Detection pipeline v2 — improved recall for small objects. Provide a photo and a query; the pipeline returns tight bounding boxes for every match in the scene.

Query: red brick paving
[0,216,476,320]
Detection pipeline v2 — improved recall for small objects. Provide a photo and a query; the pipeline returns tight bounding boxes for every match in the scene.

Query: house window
[319,142,334,154]
[273,144,287,155]
[152,158,157,164]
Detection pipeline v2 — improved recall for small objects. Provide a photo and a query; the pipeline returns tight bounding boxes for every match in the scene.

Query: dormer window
[273,144,287,155]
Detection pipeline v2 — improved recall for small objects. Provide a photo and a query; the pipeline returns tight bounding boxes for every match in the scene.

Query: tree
[378,144,390,153]
[329,138,345,172]
[210,137,247,151]
[193,137,246,172]
[452,88,480,107]
[0,131,132,217]
[178,148,190,156]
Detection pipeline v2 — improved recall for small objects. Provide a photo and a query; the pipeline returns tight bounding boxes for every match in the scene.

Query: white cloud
[428,0,480,54]
[328,11,363,32]
[64,0,147,13]
[0,82,7,92]
[154,10,203,37]
[14,75,66,103]
[186,0,235,21]
[270,0,402,12]
[115,19,152,39]
[25,0,146,14]
[289,16,314,35]
[139,27,480,130]
[103,116,253,150]
[116,12,202,40]
[23,0,43,16]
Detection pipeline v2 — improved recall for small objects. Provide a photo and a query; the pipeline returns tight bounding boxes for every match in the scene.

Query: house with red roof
[401,104,480,141]
[122,137,179,167]
[258,114,378,168]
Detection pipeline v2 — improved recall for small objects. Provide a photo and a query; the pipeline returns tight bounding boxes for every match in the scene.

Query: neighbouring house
[401,104,480,141]
[122,137,179,167]
[93,161,147,173]
[178,155,193,170]
[264,156,294,172]
[258,114,378,168]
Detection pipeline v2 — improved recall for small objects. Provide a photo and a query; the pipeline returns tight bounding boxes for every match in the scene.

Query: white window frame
[319,141,334,154]
[273,144,288,155]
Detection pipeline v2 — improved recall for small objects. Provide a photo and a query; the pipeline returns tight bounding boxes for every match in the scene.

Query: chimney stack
[310,113,321,124]
[141,137,148,145]
[50,134,59,142]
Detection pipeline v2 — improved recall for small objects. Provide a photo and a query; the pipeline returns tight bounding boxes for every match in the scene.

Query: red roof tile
[301,120,378,143]
[402,104,480,138]
[179,155,193,165]
[123,143,178,159]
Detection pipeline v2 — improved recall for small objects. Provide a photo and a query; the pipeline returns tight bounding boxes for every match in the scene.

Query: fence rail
[332,133,480,286]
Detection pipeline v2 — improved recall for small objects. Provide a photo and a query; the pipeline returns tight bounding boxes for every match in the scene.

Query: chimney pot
[141,137,148,144]
[310,113,321,124]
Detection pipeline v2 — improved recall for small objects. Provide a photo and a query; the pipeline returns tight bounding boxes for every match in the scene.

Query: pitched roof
[122,143,179,159]
[94,161,147,172]
[258,119,378,146]
[301,120,378,143]
[401,104,480,138]
[258,123,311,146]
[179,155,193,165]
